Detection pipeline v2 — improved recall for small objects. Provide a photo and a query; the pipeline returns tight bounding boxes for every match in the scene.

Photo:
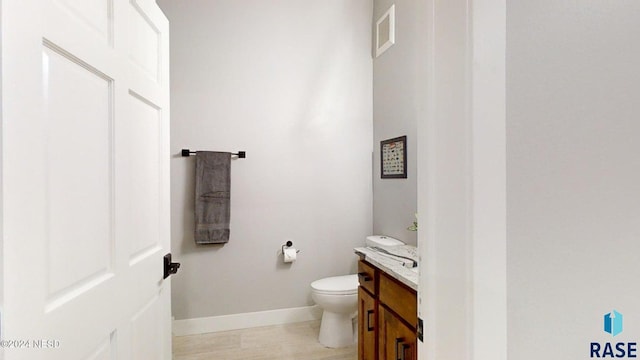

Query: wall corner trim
[172,305,323,336]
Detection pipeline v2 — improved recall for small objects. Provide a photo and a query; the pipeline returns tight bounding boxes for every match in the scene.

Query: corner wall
[507,2,640,357]
[157,0,373,321]
[372,0,423,245]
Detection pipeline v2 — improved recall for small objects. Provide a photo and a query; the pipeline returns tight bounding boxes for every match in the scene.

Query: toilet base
[318,311,355,348]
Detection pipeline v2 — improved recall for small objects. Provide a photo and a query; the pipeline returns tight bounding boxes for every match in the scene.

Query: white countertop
[354,245,418,291]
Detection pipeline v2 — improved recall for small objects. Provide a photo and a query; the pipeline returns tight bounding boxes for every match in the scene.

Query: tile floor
[172,320,357,360]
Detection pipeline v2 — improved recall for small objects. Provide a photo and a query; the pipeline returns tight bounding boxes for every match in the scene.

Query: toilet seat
[310,274,358,295]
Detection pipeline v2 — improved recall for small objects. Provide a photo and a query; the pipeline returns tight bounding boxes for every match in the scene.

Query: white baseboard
[172,305,323,336]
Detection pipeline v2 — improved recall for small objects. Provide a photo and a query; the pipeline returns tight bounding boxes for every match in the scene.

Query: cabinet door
[359,287,377,360]
[378,306,416,360]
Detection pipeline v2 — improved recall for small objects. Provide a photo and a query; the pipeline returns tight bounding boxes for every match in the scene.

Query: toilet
[310,235,405,348]
[310,274,359,348]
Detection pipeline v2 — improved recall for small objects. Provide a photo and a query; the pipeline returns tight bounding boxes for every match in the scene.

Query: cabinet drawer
[358,260,376,294]
[379,272,417,328]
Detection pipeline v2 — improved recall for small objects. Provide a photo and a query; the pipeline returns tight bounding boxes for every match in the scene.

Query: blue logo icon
[604,310,624,337]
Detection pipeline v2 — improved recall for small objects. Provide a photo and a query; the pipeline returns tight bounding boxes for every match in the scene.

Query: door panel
[1,0,171,358]
[53,0,113,43]
[130,295,163,359]
[43,42,114,302]
[128,1,160,82]
[125,91,162,263]
[84,333,116,360]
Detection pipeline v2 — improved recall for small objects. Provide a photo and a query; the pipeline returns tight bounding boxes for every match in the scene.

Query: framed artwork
[381,135,407,179]
[375,4,395,58]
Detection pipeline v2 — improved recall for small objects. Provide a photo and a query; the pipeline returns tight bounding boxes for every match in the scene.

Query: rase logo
[591,310,637,358]
[605,310,624,337]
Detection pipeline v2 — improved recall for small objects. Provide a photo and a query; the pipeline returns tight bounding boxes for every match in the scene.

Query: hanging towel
[194,151,231,244]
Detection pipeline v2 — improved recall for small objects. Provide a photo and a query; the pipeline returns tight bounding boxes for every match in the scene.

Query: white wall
[372,0,421,245]
[157,0,373,320]
[507,1,640,357]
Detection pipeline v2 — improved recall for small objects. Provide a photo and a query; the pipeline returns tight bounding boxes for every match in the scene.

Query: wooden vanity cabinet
[358,286,377,360]
[378,306,416,360]
[358,260,377,360]
[357,259,417,360]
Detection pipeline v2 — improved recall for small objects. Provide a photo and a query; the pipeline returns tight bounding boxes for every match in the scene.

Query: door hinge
[417,317,424,342]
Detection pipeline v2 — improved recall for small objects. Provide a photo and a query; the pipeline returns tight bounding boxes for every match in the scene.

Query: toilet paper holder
[281,241,300,254]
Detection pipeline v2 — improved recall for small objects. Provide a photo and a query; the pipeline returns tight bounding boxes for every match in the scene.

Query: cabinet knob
[358,272,372,282]
[366,309,375,331]
[395,338,410,360]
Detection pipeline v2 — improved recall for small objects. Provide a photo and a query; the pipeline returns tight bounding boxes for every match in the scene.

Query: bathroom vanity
[355,246,418,360]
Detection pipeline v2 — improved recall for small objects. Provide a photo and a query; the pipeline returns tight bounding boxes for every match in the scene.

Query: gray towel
[194,151,231,244]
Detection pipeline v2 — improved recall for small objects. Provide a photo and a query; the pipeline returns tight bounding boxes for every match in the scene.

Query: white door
[1,0,172,359]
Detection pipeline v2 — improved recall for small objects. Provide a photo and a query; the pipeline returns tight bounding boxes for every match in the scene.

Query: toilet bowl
[310,274,358,348]
[310,235,406,348]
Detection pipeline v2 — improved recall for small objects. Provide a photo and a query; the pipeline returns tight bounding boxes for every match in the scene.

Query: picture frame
[375,4,395,58]
[381,135,407,179]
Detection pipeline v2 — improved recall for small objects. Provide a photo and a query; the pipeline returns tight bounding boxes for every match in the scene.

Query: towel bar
[181,149,246,158]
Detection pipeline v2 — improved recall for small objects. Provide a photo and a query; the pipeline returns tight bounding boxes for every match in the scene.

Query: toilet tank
[365,235,405,247]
